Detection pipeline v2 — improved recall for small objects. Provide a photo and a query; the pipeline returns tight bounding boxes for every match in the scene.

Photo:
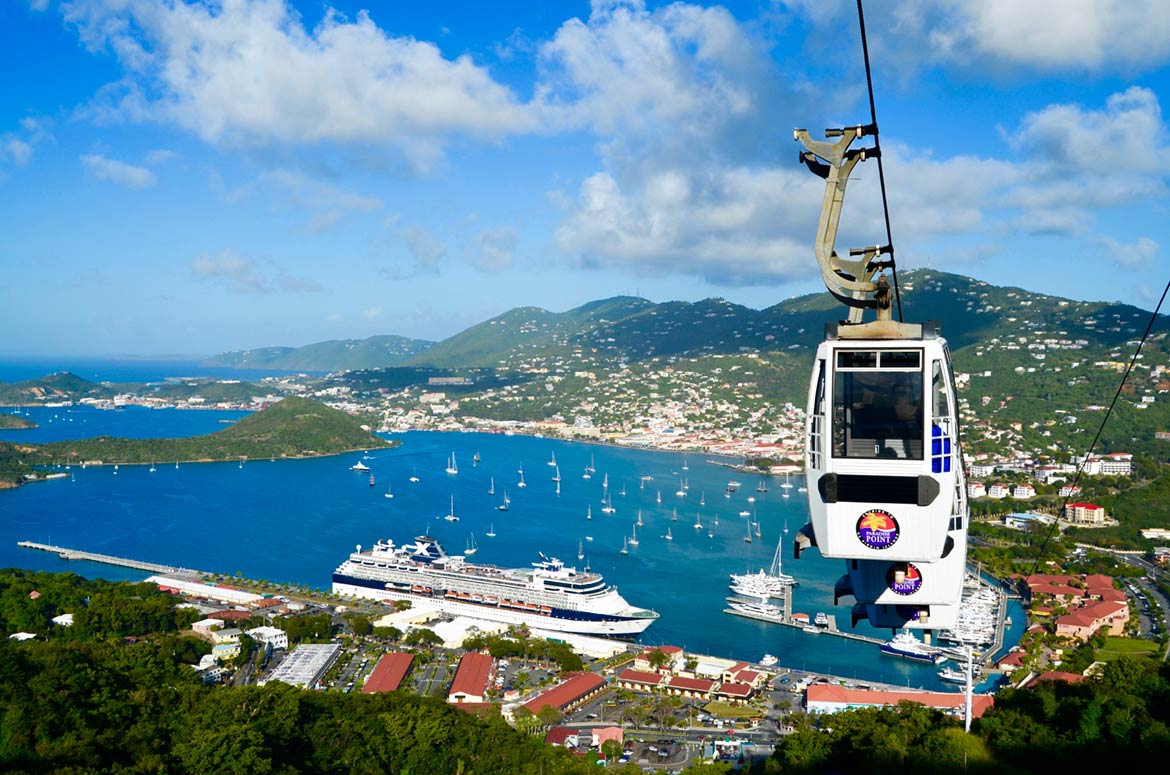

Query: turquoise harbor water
[1,402,1020,692]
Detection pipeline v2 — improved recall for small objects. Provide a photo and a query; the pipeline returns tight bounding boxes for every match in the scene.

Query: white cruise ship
[332,535,659,638]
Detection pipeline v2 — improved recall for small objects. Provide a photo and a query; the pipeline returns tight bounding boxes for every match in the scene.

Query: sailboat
[517,466,527,488]
[744,521,753,543]
[486,523,496,538]
[586,454,596,474]
[175,461,179,469]
[636,509,644,528]
[548,451,557,467]
[671,507,678,522]
[600,473,615,513]
[556,478,561,495]
[619,483,627,496]
[700,492,706,507]
[445,452,458,475]
[620,537,629,555]
[497,490,510,511]
[656,490,662,504]
[552,465,561,482]
[465,533,478,556]
[629,524,639,546]
[675,479,685,497]
[754,519,761,538]
[473,451,481,465]
[665,527,673,541]
[113,464,118,475]
[488,477,495,496]
[409,468,420,483]
[781,472,794,490]
[369,473,376,487]
[586,504,592,520]
[682,456,689,471]
[444,496,460,522]
[384,484,394,499]
[758,479,770,493]
[693,512,703,530]
[149,461,156,473]
[578,539,585,560]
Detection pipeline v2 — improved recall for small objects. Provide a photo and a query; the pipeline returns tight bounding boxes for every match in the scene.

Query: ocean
[0,365,1020,691]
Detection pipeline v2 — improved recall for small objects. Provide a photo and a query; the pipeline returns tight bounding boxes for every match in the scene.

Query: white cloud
[81,153,157,187]
[537,0,772,141]
[190,248,321,294]
[64,0,536,169]
[145,148,176,164]
[917,0,1170,72]
[475,226,519,271]
[3,138,32,165]
[1,115,52,166]
[362,305,383,321]
[1097,235,1159,269]
[399,225,447,270]
[556,165,822,284]
[265,169,382,232]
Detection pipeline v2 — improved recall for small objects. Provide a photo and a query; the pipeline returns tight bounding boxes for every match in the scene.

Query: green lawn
[702,701,763,720]
[1095,636,1160,661]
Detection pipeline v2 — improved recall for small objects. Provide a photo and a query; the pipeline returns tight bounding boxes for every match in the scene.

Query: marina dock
[724,606,885,645]
[17,541,194,576]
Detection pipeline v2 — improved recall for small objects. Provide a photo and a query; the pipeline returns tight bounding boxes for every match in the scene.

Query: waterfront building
[806,684,994,720]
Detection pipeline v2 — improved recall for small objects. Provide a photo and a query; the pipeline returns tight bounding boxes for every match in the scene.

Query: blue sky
[3,0,1170,357]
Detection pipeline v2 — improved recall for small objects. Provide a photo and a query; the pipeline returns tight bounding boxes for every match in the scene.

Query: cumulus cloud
[81,153,157,187]
[556,164,824,285]
[64,0,536,170]
[190,248,322,293]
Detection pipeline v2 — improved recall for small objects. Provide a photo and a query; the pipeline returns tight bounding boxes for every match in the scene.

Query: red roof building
[362,652,415,693]
[523,672,606,717]
[715,681,753,701]
[1055,599,1129,641]
[617,668,666,690]
[543,726,581,748]
[806,684,994,720]
[448,651,494,704]
[664,675,715,699]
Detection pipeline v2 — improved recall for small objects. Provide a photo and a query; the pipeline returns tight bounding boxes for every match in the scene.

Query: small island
[0,413,36,430]
[0,397,393,487]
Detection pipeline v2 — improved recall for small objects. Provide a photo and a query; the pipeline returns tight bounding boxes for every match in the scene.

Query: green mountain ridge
[202,335,435,371]
[210,270,1163,373]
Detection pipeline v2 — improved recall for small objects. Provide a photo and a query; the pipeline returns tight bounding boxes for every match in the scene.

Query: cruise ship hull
[333,575,655,638]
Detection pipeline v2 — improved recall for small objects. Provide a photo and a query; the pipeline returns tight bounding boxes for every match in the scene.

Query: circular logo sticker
[856,509,899,550]
[886,563,922,595]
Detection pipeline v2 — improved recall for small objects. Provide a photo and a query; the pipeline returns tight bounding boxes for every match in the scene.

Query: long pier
[17,541,192,576]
